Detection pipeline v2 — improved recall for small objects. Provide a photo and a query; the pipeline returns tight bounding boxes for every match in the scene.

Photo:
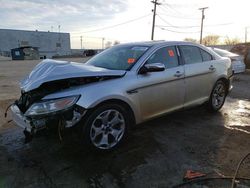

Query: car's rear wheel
[82,103,129,151]
[208,80,227,112]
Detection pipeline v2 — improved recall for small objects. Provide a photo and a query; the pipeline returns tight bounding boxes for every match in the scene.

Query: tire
[207,80,227,112]
[81,103,130,151]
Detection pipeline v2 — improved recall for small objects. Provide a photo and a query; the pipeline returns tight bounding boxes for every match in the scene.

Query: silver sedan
[10,41,233,150]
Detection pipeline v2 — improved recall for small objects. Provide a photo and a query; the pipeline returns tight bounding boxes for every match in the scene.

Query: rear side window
[179,46,202,64]
[200,49,213,61]
[147,46,179,68]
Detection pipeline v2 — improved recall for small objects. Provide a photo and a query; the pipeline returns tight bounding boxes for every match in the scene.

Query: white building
[0,29,71,58]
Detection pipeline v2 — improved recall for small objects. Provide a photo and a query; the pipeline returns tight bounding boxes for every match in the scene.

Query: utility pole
[199,7,208,44]
[245,27,248,43]
[151,0,160,40]
[80,36,83,49]
[58,25,61,48]
[102,38,105,49]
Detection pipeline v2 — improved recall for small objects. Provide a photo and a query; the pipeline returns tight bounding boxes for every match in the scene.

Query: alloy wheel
[212,82,226,109]
[90,109,125,149]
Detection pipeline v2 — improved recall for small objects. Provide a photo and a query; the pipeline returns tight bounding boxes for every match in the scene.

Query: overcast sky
[0,0,249,49]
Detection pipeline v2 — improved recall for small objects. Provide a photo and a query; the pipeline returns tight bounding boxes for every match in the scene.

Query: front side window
[147,46,179,68]
[86,45,149,70]
[179,46,202,64]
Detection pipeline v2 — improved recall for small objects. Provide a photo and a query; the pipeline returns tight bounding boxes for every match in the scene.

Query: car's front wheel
[208,80,227,112]
[82,103,129,151]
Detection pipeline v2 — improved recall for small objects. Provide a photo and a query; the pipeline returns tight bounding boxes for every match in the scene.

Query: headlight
[25,95,80,117]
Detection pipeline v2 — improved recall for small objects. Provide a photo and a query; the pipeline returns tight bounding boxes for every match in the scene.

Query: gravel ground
[0,58,250,188]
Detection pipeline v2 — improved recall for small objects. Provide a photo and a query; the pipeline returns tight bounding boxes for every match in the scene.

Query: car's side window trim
[178,45,189,65]
[175,46,182,66]
[176,45,185,65]
[137,45,181,74]
[206,49,215,60]
[199,47,214,62]
[199,48,203,62]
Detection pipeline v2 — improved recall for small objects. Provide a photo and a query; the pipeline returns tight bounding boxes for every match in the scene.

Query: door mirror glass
[139,63,165,74]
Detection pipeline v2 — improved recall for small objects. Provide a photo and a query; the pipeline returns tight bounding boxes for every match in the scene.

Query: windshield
[86,45,149,70]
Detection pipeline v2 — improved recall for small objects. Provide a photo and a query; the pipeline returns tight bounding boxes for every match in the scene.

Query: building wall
[0,29,71,58]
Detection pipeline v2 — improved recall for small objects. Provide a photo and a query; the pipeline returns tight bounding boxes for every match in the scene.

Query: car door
[178,45,215,107]
[136,46,185,121]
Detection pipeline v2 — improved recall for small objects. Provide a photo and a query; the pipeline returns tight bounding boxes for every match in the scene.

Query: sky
[0,0,250,49]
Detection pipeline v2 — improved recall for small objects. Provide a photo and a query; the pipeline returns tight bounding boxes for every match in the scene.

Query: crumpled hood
[20,59,126,92]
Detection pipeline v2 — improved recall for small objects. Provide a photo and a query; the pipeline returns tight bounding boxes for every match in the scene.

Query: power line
[156,24,199,29]
[71,35,103,39]
[157,12,200,20]
[156,22,232,29]
[71,14,151,34]
[70,35,117,43]
[205,22,233,27]
[162,3,182,15]
[161,3,199,18]
[157,14,176,27]
[158,26,200,34]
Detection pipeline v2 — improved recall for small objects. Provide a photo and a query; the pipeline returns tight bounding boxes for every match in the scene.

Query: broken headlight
[24,95,80,117]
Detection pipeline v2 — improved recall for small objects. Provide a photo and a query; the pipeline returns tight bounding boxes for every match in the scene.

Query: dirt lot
[0,58,250,188]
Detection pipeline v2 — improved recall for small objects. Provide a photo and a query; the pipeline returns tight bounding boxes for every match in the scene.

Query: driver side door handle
[209,65,216,71]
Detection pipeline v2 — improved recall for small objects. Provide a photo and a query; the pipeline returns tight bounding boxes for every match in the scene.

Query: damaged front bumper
[11,104,33,132]
[10,103,86,135]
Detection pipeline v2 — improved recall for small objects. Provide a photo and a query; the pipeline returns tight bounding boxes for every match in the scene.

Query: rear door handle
[174,71,183,77]
[209,65,216,71]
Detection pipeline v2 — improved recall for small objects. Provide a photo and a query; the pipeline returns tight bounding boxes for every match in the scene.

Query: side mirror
[139,63,165,74]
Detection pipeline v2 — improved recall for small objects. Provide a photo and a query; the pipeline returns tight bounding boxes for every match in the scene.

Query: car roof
[116,40,200,47]
[115,40,220,59]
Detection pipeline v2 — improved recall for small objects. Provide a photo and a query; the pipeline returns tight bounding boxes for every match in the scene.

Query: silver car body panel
[136,66,185,121]
[13,41,232,128]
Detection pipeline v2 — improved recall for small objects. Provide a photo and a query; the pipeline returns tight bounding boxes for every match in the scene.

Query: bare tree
[184,38,198,43]
[202,35,220,45]
[224,36,241,45]
[105,41,112,48]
